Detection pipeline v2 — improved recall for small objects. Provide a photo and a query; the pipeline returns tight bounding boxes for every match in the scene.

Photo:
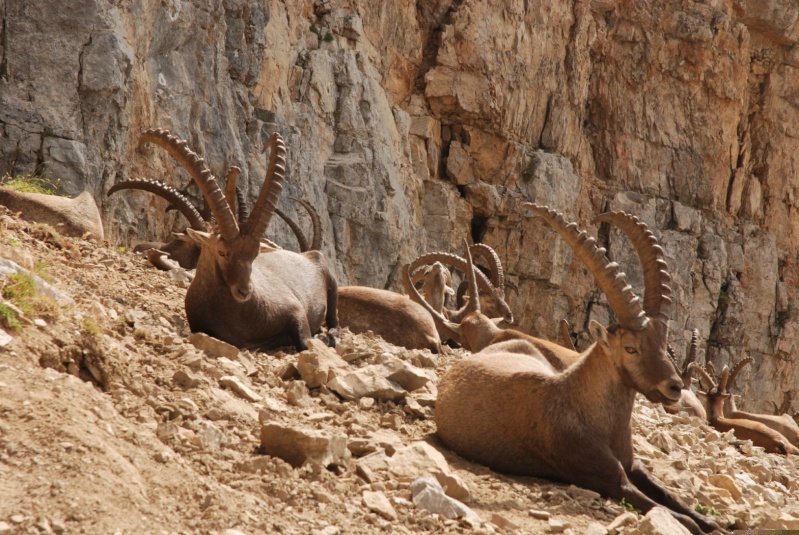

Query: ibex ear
[259,242,278,254]
[185,228,212,247]
[445,286,456,296]
[588,320,609,349]
[490,317,504,326]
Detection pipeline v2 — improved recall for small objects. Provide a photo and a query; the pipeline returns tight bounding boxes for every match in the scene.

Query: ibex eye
[624,346,637,354]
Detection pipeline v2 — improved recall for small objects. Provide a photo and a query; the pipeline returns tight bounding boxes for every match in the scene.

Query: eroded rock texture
[2,0,798,412]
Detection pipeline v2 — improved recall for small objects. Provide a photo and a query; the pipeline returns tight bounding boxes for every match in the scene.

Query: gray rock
[410,477,480,521]
[0,259,75,307]
[388,441,470,502]
[327,365,407,402]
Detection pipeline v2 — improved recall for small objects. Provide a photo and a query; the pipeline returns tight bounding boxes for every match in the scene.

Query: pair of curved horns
[524,203,673,331]
[138,129,286,242]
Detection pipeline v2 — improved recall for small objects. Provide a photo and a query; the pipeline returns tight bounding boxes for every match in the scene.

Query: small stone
[490,513,520,530]
[260,423,350,468]
[0,521,13,534]
[285,380,311,407]
[0,328,12,348]
[410,477,480,521]
[362,490,398,520]
[548,517,571,533]
[195,421,227,451]
[359,397,375,409]
[708,473,742,501]
[10,515,24,524]
[584,522,609,535]
[173,369,202,388]
[637,506,691,535]
[219,375,261,402]
[607,512,638,534]
[34,318,47,327]
[188,332,239,359]
[529,509,551,520]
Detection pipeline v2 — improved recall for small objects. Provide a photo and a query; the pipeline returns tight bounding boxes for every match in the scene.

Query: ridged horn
[402,263,462,343]
[274,207,309,252]
[242,133,287,238]
[409,252,501,305]
[524,203,647,331]
[560,319,576,352]
[592,211,673,323]
[224,166,241,221]
[687,362,715,392]
[718,365,732,393]
[463,240,480,314]
[139,129,239,241]
[235,186,249,223]
[107,178,207,231]
[470,243,504,291]
[290,197,322,251]
[726,357,753,392]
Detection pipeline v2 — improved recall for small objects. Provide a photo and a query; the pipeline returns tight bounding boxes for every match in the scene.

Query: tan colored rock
[0,189,103,240]
[297,339,351,388]
[259,423,350,469]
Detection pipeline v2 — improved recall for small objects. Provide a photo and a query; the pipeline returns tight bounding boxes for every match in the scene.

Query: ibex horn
[524,203,647,331]
[592,211,673,324]
[139,129,239,242]
[243,133,287,239]
[107,178,208,231]
[469,243,505,291]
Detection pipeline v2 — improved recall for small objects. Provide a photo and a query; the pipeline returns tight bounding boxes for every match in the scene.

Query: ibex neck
[562,343,637,436]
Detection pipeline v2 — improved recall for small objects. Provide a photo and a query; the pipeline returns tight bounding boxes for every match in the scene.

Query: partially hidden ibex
[434,204,720,535]
[136,129,338,350]
[411,261,454,315]
[408,247,514,325]
[717,357,799,447]
[406,244,580,371]
[689,363,799,455]
[663,329,706,419]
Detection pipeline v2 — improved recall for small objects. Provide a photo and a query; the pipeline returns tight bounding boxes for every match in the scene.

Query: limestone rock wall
[2,0,798,412]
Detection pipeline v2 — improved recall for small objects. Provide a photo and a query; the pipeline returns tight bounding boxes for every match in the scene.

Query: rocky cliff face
[2,0,798,412]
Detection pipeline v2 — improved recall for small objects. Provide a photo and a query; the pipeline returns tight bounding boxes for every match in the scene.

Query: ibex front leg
[627,460,722,533]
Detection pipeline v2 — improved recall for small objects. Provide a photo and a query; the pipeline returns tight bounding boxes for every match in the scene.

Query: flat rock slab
[260,423,350,469]
[0,188,104,240]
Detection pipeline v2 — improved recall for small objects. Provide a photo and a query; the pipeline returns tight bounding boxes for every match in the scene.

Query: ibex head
[139,129,286,303]
[526,204,682,404]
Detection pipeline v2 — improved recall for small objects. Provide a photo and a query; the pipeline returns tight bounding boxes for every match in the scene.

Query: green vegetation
[81,316,100,337]
[694,503,720,516]
[0,302,21,331]
[310,23,320,36]
[1,173,60,195]
[323,32,334,42]
[521,168,533,183]
[1,271,59,321]
[620,498,641,515]
[6,235,20,247]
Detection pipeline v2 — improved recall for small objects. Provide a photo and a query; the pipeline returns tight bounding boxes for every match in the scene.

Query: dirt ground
[1,208,798,535]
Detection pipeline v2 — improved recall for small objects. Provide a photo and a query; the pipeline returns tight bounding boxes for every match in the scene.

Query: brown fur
[436,320,717,535]
[336,286,440,353]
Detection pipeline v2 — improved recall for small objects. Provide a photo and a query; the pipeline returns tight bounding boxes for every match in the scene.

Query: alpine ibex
[689,363,799,455]
[663,329,706,419]
[717,357,799,447]
[408,248,513,324]
[136,129,338,350]
[435,204,720,535]
[411,261,454,315]
[406,244,578,371]
[108,178,321,269]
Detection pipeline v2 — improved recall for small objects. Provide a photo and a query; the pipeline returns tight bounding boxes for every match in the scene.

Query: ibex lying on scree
[663,329,706,419]
[408,247,513,325]
[434,204,720,535]
[407,243,581,371]
[336,285,442,353]
[137,129,338,350]
[689,363,799,455]
[717,357,799,447]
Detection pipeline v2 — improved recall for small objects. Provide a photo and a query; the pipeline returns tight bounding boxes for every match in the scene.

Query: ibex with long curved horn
[690,363,799,455]
[663,329,706,419]
[109,178,321,269]
[409,247,513,324]
[434,204,720,535]
[137,129,338,350]
[717,357,799,447]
